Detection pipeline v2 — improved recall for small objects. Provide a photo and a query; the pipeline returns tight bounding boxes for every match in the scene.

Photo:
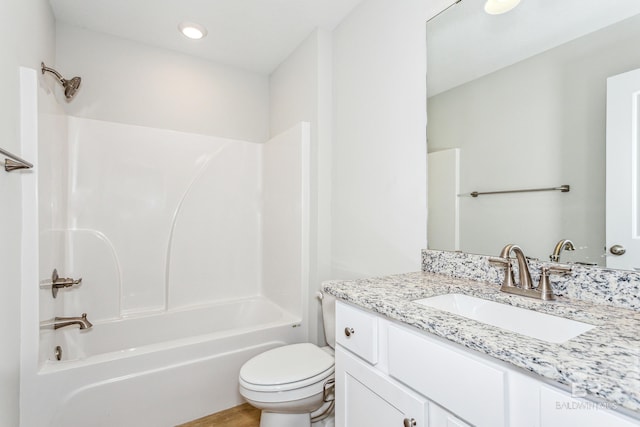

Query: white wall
[331,0,453,278]
[55,24,270,143]
[0,0,56,424]
[269,29,333,344]
[428,15,640,264]
[269,1,456,343]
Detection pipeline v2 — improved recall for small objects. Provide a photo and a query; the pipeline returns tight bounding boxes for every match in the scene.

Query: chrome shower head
[64,76,81,100]
[41,62,82,101]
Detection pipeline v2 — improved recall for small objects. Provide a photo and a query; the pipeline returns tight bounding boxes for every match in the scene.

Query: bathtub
[25,297,304,427]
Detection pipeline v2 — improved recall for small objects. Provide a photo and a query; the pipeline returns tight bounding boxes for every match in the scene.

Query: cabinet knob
[609,244,626,256]
[403,418,417,427]
[344,327,355,337]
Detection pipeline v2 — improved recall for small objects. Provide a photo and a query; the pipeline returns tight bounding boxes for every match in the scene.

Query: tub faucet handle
[50,268,83,298]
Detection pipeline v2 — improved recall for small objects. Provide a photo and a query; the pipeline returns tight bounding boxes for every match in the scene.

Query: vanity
[323,250,640,427]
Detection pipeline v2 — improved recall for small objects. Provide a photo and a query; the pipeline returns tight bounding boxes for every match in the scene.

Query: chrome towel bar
[461,184,570,198]
[0,146,33,171]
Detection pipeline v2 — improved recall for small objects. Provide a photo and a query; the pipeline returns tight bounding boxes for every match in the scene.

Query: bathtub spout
[52,313,93,330]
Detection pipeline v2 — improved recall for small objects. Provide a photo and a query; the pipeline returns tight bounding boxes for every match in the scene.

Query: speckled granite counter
[323,271,640,416]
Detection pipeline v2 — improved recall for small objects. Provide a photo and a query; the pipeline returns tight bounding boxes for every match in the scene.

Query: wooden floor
[177,404,260,427]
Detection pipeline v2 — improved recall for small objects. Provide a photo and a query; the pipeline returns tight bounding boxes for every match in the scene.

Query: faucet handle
[488,256,509,266]
[538,265,572,301]
[489,257,517,289]
[538,267,555,301]
[548,264,572,275]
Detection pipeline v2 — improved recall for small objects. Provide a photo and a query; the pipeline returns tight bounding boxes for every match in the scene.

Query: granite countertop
[323,271,640,415]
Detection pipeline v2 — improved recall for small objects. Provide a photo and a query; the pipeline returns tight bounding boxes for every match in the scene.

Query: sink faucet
[50,313,93,330]
[499,244,534,290]
[490,244,572,301]
[550,239,575,262]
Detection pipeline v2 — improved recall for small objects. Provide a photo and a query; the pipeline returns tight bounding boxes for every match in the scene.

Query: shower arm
[41,62,65,85]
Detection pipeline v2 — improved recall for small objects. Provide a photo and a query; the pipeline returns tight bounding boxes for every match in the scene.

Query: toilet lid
[240,343,334,386]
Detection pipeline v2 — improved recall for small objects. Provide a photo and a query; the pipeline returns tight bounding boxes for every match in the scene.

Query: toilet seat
[237,294,337,427]
[239,343,334,393]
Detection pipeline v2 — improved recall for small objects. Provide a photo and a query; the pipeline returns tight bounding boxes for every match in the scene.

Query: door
[427,148,460,251]
[606,68,640,270]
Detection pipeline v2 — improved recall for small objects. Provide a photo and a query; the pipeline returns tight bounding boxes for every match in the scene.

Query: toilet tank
[320,292,336,348]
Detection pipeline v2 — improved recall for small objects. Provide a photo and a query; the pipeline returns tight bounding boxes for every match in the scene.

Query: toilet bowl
[238,293,336,427]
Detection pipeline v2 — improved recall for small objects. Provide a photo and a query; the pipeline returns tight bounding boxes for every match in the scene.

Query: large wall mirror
[426,0,640,271]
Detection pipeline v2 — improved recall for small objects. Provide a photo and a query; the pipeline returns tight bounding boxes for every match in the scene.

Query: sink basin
[413,293,594,344]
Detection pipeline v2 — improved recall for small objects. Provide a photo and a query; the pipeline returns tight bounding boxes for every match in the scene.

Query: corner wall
[269,29,333,344]
[331,0,454,279]
[269,1,456,344]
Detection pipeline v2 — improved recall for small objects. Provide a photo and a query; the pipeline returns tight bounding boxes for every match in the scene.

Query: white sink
[413,293,594,344]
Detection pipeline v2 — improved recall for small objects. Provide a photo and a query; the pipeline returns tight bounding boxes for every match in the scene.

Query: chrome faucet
[50,313,93,330]
[490,244,571,301]
[499,244,534,290]
[550,239,575,262]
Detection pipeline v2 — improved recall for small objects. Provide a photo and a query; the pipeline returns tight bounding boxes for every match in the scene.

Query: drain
[55,346,62,361]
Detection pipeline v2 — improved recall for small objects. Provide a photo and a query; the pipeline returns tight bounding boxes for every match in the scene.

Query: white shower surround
[61,116,266,315]
[20,68,310,426]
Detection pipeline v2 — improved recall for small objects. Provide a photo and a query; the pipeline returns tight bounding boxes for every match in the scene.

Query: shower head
[41,62,81,101]
[64,76,81,99]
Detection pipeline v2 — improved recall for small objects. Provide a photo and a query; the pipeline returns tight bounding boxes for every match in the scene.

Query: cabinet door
[335,347,427,427]
[388,324,506,427]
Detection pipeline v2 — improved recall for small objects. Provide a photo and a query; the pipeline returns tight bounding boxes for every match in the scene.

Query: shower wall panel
[64,117,261,316]
[37,85,69,363]
[262,122,310,318]
[167,139,262,309]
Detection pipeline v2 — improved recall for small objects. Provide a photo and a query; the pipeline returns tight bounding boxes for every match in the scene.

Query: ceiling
[427,0,640,96]
[49,0,364,74]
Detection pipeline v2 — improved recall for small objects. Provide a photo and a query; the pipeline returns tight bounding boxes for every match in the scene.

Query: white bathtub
[25,297,304,427]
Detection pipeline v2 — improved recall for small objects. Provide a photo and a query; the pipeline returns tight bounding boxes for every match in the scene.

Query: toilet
[239,292,336,427]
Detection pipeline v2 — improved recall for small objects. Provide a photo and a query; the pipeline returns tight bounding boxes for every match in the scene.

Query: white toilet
[239,292,336,427]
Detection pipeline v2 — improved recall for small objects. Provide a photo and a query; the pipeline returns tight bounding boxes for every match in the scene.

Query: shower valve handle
[50,269,83,298]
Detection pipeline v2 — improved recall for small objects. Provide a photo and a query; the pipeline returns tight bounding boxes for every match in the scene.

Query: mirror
[426,0,640,270]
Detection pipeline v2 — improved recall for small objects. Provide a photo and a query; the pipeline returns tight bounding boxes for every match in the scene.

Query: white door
[606,68,640,270]
[428,149,460,251]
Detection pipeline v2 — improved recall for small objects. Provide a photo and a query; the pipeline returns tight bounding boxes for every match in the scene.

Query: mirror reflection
[426,0,640,270]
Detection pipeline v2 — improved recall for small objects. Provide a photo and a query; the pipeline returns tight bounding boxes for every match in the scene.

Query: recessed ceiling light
[178,22,208,40]
[484,0,521,15]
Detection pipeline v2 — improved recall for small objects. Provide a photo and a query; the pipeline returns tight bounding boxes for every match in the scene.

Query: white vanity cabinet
[334,300,639,427]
